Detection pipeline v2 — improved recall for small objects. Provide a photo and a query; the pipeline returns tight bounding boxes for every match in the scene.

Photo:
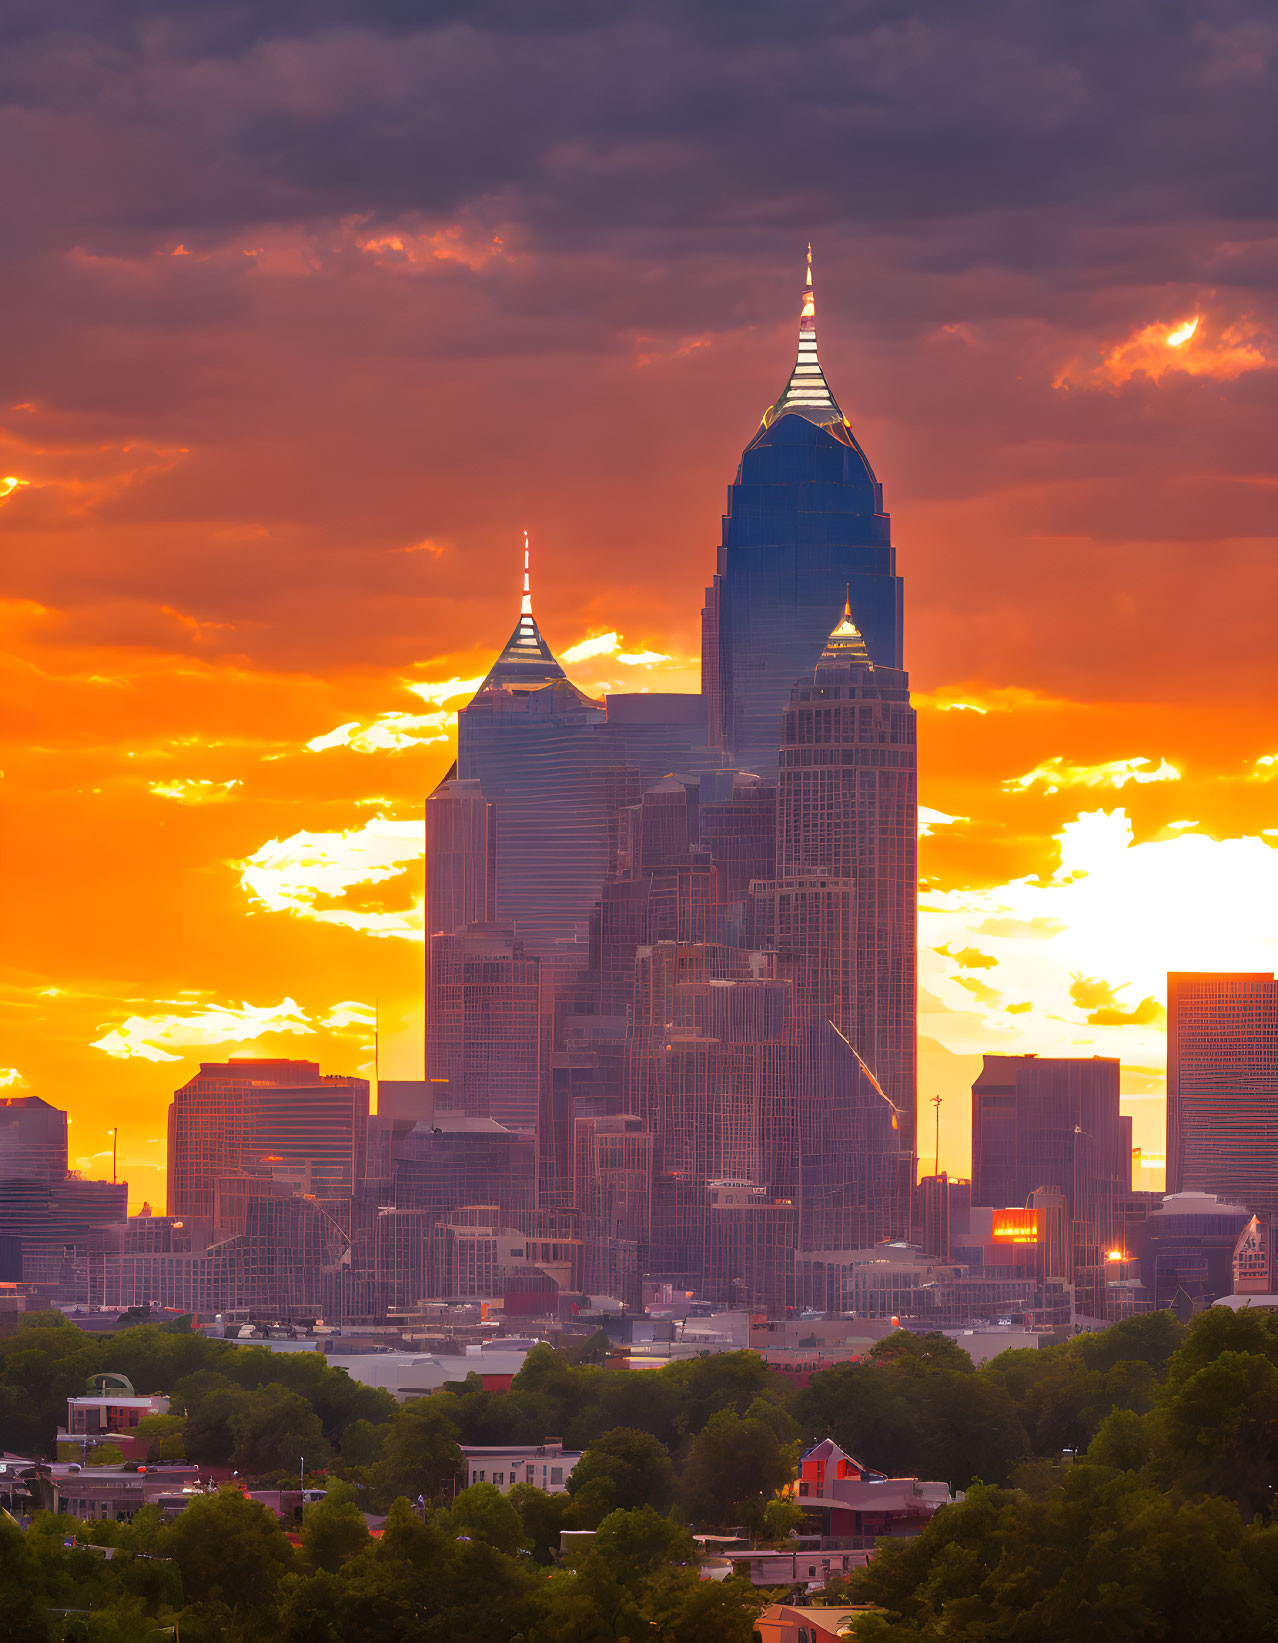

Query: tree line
[7,1306,1278,1637]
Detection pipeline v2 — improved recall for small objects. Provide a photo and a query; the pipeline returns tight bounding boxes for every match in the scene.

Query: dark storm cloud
[1,0,1276,702]
[2,0,1276,262]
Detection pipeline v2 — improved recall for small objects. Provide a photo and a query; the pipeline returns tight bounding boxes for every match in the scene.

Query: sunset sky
[3,1,1277,1211]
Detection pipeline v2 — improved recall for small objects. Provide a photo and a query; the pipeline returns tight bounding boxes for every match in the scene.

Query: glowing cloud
[321,1000,377,1032]
[560,631,674,668]
[237,816,425,940]
[919,807,968,836]
[1004,756,1180,794]
[936,945,998,970]
[0,1068,28,1089]
[920,809,1278,1065]
[616,648,673,666]
[149,778,242,804]
[1250,754,1278,782]
[1068,974,1165,1027]
[353,221,507,271]
[307,712,450,754]
[562,632,620,665]
[91,997,314,1061]
[1057,314,1271,387]
[402,674,485,707]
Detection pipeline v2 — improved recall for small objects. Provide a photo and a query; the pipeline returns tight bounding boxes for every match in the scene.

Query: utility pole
[930,1095,942,1179]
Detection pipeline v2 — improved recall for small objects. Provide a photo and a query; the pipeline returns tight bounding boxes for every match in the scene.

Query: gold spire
[818,585,872,668]
[763,244,846,430]
[477,531,569,689]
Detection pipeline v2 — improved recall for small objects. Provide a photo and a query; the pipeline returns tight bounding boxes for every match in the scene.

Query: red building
[793,1438,953,1539]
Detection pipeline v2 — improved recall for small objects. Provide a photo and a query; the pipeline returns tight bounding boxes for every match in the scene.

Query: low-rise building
[462,1438,581,1494]
[754,1603,871,1643]
[793,1439,956,1539]
[58,1390,170,1460]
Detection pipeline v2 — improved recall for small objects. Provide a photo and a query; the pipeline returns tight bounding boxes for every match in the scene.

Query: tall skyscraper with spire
[454,539,614,958]
[764,593,917,1146]
[702,249,902,779]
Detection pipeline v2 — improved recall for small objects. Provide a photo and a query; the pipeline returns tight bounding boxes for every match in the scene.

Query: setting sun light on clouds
[237,815,425,940]
[149,777,242,803]
[1004,756,1180,794]
[920,809,1278,1072]
[307,711,451,754]
[91,996,315,1062]
[1056,311,1272,387]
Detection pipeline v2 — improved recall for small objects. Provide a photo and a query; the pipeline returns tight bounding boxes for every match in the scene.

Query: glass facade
[700,255,903,778]
[167,1059,368,1220]
[767,623,917,1145]
[971,1054,1128,1317]
[1167,972,1278,1213]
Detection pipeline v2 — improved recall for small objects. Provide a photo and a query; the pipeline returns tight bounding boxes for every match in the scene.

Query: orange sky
[3,5,1278,1211]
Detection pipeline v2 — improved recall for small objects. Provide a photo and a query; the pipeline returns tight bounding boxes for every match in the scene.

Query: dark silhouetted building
[1167,972,1278,1214]
[1134,1190,1250,1310]
[0,1095,68,1180]
[972,1053,1129,1316]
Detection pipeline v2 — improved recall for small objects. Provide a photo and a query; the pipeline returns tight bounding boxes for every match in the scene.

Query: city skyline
[7,251,1278,1212]
[4,10,1278,1213]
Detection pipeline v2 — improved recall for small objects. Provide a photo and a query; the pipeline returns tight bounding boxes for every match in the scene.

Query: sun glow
[920,809,1278,1066]
[1165,317,1199,347]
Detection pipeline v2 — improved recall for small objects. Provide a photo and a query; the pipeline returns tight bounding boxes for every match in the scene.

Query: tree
[1153,1349,1278,1518]
[849,1469,1278,1640]
[448,1481,525,1553]
[228,1383,332,1476]
[907,1370,1030,1488]
[0,1315,99,1455]
[166,1487,295,1613]
[567,1426,677,1522]
[1162,1305,1278,1392]
[337,1418,388,1469]
[0,1516,55,1643]
[679,1406,799,1531]
[300,1480,371,1573]
[867,1331,974,1375]
[372,1395,463,1504]
[507,1481,571,1562]
[134,1412,186,1461]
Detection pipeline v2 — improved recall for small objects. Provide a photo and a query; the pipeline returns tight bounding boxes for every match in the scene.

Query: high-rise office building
[167,1059,369,1221]
[759,600,917,1138]
[1167,972,1278,1213]
[453,549,614,959]
[0,1095,68,1180]
[971,1053,1129,1316]
[702,249,903,777]
[425,926,542,1137]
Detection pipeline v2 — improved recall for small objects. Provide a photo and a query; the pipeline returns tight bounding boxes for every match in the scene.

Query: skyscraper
[760,597,917,1138]
[971,1053,1129,1315]
[453,546,615,958]
[702,249,903,777]
[1167,972,1278,1213]
[167,1058,369,1222]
